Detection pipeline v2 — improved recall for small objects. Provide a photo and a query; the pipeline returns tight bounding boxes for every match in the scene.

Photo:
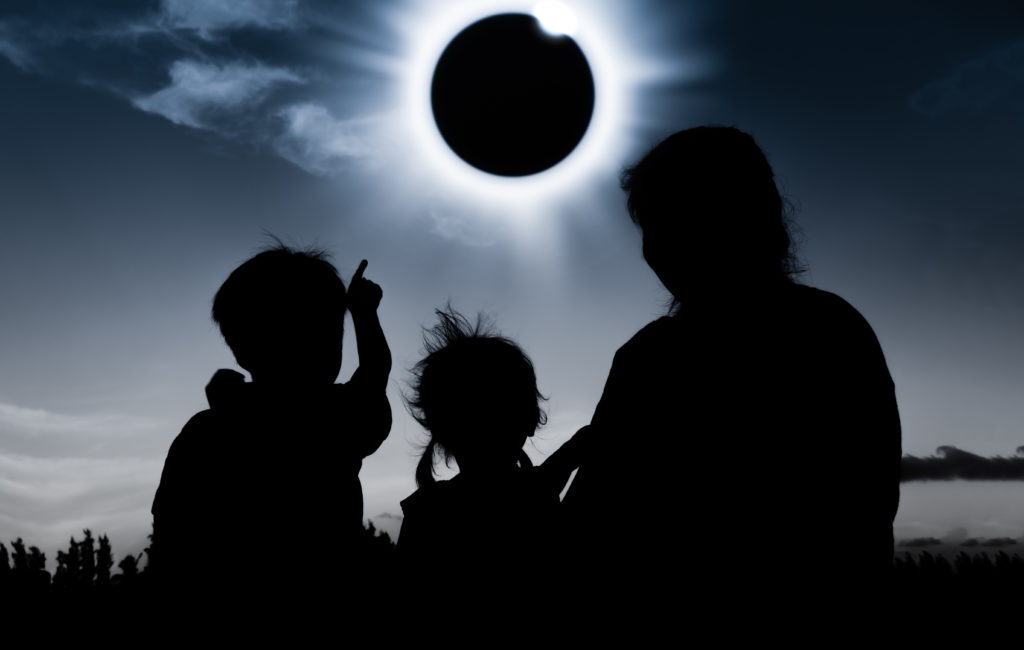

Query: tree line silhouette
[0,522,396,597]
[7,525,1024,599]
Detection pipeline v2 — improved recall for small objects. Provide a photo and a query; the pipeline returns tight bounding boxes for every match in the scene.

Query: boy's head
[212,245,347,386]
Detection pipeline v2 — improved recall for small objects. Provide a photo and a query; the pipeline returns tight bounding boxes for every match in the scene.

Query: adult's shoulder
[784,284,895,385]
[785,284,881,337]
[787,283,858,311]
[617,316,679,353]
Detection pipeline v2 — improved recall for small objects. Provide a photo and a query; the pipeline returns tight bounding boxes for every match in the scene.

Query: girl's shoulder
[399,475,474,518]
[401,470,552,516]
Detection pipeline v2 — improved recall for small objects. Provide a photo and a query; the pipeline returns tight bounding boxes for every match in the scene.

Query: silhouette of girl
[397,307,584,593]
[562,126,901,600]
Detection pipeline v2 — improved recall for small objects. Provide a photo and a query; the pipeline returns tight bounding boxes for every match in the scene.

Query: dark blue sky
[2,0,1023,558]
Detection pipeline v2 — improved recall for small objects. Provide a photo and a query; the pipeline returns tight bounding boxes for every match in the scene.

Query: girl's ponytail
[516,448,533,470]
[415,439,438,488]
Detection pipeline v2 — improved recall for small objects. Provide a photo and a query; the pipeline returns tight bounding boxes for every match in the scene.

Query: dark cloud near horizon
[964,537,1020,548]
[902,446,1024,482]
[899,537,944,548]
[899,536,1021,548]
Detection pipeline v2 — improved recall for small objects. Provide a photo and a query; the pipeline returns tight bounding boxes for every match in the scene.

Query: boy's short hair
[212,245,347,376]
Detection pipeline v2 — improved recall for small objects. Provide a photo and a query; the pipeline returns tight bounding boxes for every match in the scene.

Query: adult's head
[212,244,347,387]
[620,126,800,301]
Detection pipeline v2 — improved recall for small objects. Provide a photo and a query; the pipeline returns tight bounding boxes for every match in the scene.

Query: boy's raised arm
[347,259,392,392]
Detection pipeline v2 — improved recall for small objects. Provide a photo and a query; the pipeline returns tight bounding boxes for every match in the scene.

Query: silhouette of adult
[562,126,901,603]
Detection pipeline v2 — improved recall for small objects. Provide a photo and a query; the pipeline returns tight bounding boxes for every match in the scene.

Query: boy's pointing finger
[351,259,368,284]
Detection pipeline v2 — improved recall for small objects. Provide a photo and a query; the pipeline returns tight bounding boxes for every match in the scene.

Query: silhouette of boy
[150,246,391,603]
[563,126,901,607]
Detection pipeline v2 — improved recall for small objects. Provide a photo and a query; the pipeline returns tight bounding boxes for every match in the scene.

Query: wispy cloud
[134,59,303,130]
[910,39,1024,117]
[0,401,161,461]
[0,452,159,506]
[0,402,156,438]
[0,401,164,562]
[427,210,499,247]
[274,103,376,175]
[0,451,161,560]
[159,0,301,39]
[1,1,386,178]
[0,21,32,69]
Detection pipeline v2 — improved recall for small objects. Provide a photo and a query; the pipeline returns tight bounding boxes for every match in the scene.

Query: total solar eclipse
[431,13,595,177]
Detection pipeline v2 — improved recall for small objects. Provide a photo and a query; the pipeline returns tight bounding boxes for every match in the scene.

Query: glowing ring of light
[401,1,629,207]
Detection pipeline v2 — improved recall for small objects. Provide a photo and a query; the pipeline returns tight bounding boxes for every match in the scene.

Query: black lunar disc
[431,13,595,177]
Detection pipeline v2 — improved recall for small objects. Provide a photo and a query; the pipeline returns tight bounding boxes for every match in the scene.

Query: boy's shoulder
[166,409,238,460]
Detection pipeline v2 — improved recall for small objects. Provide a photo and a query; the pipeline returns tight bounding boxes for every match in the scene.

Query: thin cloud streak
[159,0,301,38]
[133,59,304,130]
[426,210,500,247]
[274,103,377,175]
[0,22,32,69]
[0,402,157,438]
[910,38,1024,117]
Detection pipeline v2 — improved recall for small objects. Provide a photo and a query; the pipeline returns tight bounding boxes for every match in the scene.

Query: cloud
[133,59,303,130]
[0,402,161,460]
[910,39,1024,117]
[0,402,162,563]
[0,402,156,438]
[427,210,500,247]
[273,103,377,175]
[0,22,32,69]
[901,446,1024,482]
[0,1,385,178]
[0,5,166,74]
[160,0,300,38]
[0,451,161,562]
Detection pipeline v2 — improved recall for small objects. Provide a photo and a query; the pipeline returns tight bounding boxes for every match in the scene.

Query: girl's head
[407,307,547,486]
[620,125,801,301]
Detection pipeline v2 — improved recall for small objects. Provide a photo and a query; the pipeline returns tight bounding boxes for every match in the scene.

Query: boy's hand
[348,259,383,316]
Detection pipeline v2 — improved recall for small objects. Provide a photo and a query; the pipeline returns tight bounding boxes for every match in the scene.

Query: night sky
[2,0,1024,562]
